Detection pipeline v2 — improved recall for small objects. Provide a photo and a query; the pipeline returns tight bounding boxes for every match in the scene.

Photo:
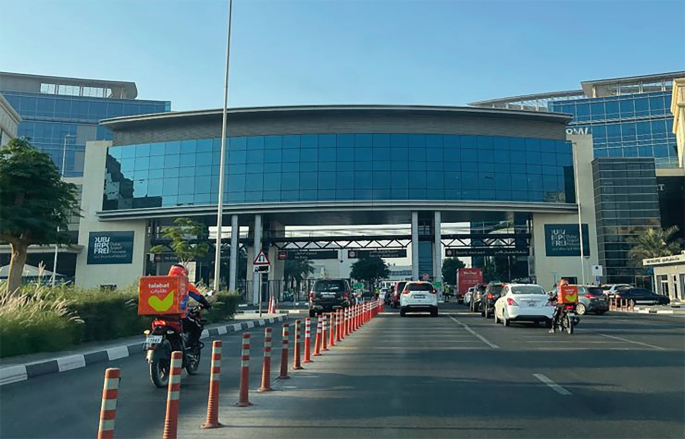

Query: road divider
[97,367,120,439]
[237,333,252,407]
[314,318,323,357]
[201,341,223,429]
[304,318,313,363]
[293,320,303,370]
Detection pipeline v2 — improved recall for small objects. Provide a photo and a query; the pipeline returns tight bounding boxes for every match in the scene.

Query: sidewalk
[0,312,288,386]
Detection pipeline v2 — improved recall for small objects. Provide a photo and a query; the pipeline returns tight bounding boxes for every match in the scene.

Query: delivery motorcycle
[550,301,581,335]
[143,291,213,388]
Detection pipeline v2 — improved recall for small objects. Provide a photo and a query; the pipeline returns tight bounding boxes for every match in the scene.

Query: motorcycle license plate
[145,335,163,346]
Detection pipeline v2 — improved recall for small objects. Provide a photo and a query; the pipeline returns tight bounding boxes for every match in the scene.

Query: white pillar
[252,214,262,305]
[228,214,239,292]
[411,211,419,281]
[434,211,442,285]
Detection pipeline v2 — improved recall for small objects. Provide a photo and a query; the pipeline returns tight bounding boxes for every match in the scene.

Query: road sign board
[253,249,270,266]
[347,249,407,259]
[433,281,442,288]
[254,265,271,273]
[591,265,603,277]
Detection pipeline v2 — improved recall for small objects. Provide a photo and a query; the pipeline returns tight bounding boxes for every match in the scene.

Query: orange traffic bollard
[258,327,273,392]
[336,310,343,343]
[162,351,183,439]
[97,367,120,439]
[279,323,290,379]
[293,320,304,370]
[304,317,313,363]
[322,314,329,351]
[313,317,323,356]
[201,341,223,429]
[329,312,336,347]
[236,333,252,407]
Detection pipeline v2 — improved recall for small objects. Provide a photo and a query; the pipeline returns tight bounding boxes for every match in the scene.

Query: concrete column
[251,214,262,305]
[433,211,442,286]
[228,214,239,292]
[411,211,419,281]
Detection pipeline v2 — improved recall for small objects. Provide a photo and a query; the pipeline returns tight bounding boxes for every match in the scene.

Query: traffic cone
[279,323,290,379]
[313,318,323,357]
[293,320,303,370]
[236,334,252,407]
[258,328,273,392]
[304,317,313,363]
[162,351,183,439]
[97,368,120,439]
[322,314,329,351]
[201,341,223,429]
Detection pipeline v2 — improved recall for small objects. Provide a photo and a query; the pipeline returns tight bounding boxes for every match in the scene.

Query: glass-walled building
[0,72,170,177]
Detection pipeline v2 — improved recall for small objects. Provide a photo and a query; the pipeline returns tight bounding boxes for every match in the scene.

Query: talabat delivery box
[138,276,189,316]
[558,284,579,304]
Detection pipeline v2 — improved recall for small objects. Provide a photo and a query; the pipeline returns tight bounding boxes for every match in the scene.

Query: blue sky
[1,0,683,111]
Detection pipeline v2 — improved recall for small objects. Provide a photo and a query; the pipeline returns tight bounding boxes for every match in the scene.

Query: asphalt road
[1,305,684,439]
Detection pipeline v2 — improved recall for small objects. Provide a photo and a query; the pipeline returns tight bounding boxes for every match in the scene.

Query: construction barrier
[97,368,120,439]
[279,323,290,379]
[258,328,273,392]
[329,312,336,348]
[237,333,252,407]
[201,341,223,429]
[162,351,183,439]
[293,320,303,370]
[303,317,313,363]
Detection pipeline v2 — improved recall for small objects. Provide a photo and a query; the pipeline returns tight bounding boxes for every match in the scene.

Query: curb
[0,315,289,387]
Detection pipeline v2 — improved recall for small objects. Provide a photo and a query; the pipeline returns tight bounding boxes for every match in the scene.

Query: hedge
[0,284,240,358]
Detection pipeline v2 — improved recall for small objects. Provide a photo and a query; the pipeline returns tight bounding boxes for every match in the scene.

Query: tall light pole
[213,0,234,290]
[52,134,75,287]
[572,139,587,285]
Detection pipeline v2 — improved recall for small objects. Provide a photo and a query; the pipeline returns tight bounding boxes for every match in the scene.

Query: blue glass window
[282,149,300,163]
[265,136,282,149]
[338,134,354,148]
[230,137,247,150]
[318,134,336,148]
[301,149,317,162]
[372,134,390,147]
[355,148,372,161]
[301,135,317,149]
[355,134,372,148]
[265,149,282,163]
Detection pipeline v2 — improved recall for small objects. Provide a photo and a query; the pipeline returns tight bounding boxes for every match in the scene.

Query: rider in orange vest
[168,264,211,347]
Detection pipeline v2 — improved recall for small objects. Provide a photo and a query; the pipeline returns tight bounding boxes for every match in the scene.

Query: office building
[0,93,20,145]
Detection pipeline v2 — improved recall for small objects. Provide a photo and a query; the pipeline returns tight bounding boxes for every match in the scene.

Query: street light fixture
[52,134,75,287]
[213,0,234,291]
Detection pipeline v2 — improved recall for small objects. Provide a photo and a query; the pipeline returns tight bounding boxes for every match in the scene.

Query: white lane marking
[600,334,666,350]
[533,373,572,396]
[447,315,499,349]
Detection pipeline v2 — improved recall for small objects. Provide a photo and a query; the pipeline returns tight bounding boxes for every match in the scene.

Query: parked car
[469,283,487,312]
[576,285,609,315]
[614,288,670,306]
[464,286,475,306]
[480,281,505,318]
[309,279,353,317]
[399,281,439,317]
[390,281,408,309]
[601,284,632,296]
[493,283,554,327]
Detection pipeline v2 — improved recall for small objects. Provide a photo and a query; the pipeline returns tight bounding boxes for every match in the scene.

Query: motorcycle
[143,291,213,388]
[551,303,580,334]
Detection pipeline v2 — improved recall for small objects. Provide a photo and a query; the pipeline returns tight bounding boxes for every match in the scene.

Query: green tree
[284,258,315,293]
[350,257,390,286]
[0,138,79,293]
[149,217,210,264]
[441,257,466,285]
[627,226,683,265]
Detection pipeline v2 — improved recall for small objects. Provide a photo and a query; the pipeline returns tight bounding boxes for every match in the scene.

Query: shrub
[203,291,241,323]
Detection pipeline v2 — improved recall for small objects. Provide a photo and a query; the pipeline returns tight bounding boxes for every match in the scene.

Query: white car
[400,281,439,317]
[463,287,474,306]
[601,284,632,296]
[493,284,554,327]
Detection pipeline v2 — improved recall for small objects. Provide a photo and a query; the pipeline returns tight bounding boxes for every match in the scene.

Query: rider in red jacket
[168,264,211,347]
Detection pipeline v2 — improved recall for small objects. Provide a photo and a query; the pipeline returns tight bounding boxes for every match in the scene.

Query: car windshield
[397,282,407,292]
[586,287,603,295]
[488,284,504,294]
[314,281,346,292]
[406,283,433,291]
[511,285,546,295]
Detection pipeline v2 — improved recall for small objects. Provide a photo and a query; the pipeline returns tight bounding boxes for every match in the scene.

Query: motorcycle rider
[548,278,569,333]
[167,264,211,348]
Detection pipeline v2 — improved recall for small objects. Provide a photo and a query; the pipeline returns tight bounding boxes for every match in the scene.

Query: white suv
[400,281,439,317]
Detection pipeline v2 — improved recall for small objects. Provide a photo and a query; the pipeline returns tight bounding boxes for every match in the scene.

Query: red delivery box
[558,284,578,304]
[138,276,189,316]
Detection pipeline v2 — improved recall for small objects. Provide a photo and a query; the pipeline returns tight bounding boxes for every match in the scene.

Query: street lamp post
[213,0,234,291]
[572,140,587,285]
[52,134,75,287]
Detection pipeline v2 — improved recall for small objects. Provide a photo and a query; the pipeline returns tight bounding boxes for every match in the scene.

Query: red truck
[456,268,483,304]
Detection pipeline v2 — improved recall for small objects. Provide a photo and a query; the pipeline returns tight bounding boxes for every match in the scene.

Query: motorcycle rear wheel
[564,314,573,335]
[186,346,201,375]
[149,341,171,388]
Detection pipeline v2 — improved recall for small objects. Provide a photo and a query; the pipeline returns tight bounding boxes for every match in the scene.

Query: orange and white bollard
[329,312,336,347]
[313,317,323,356]
[336,309,343,343]
[304,317,313,363]
[258,328,273,392]
[322,314,329,351]
[237,333,252,407]
[293,319,303,370]
[162,351,183,439]
[279,323,290,379]
[97,367,120,439]
[201,341,223,429]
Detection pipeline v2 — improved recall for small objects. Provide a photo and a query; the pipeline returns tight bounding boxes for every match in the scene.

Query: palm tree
[627,226,683,264]
[284,259,315,297]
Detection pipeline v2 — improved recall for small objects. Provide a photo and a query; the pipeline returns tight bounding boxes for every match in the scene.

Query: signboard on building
[87,231,134,265]
[544,224,590,257]
[445,248,528,257]
[278,249,339,260]
[348,249,407,259]
[642,253,685,266]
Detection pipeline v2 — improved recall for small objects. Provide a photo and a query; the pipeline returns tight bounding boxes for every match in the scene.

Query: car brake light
[488,293,494,300]
[614,294,621,299]
[584,293,595,299]
[402,289,410,295]
[430,289,437,294]
[507,298,518,306]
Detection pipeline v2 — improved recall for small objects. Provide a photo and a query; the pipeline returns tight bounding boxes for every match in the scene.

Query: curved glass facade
[104,133,574,210]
